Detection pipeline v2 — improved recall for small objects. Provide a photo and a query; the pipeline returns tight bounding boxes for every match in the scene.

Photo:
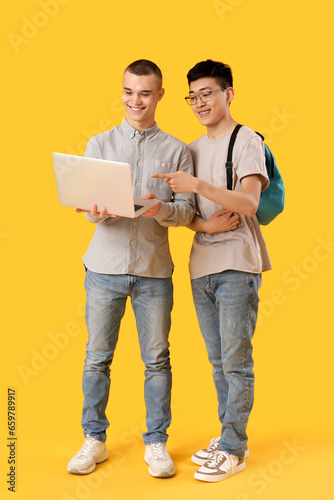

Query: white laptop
[52,153,159,218]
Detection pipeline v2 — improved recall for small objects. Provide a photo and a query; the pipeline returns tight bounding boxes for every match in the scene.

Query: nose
[195,97,205,108]
[132,92,142,105]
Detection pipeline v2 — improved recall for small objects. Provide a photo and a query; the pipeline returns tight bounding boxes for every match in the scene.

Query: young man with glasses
[67,59,195,479]
[152,59,272,482]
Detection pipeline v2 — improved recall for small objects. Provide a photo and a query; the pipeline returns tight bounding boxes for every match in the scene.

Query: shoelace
[78,437,96,457]
[151,443,166,461]
[206,450,233,469]
[207,440,219,453]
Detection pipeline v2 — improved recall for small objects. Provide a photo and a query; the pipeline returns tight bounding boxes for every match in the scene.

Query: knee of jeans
[84,351,113,371]
[207,353,222,369]
[142,347,171,371]
[222,351,254,376]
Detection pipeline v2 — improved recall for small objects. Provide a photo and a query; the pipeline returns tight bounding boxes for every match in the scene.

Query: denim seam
[238,279,255,454]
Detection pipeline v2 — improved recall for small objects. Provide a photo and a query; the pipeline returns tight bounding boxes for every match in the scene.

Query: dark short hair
[124,59,162,84]
[187,59,233,88]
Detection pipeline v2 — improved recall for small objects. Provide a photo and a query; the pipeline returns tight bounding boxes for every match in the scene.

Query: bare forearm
[152,171,262,218]
[188,214,207,232]
[195,178,260,217]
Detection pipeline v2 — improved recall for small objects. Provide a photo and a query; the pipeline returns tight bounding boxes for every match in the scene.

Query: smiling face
[189,77,234,131]
[122,71,164,132]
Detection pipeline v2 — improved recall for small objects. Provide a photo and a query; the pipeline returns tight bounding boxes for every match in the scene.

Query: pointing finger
[151,173,172,179]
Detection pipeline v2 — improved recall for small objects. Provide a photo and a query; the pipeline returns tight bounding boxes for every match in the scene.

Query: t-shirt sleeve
[235,135,269,192]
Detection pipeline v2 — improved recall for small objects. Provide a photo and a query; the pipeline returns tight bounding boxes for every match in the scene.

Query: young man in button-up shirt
[67,60,195,478]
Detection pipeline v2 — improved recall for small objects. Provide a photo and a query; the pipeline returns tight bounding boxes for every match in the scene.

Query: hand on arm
[188,209,239,234]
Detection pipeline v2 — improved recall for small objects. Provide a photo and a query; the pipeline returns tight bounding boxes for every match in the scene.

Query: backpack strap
[226,124,243,190]
[255,131,274,177]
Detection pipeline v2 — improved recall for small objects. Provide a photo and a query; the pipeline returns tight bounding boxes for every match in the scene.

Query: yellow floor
[5,428,333,500]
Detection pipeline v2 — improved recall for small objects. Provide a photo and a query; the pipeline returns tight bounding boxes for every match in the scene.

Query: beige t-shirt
[188,126,272,280]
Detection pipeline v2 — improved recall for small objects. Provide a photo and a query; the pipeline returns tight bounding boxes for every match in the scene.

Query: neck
[126,117,155,134]
[207,116,238,141]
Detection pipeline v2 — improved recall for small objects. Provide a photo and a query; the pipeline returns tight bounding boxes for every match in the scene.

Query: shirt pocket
[146,159,175,199]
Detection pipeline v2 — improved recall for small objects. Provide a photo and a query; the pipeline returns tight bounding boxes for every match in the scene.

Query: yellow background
[1,0,333,498]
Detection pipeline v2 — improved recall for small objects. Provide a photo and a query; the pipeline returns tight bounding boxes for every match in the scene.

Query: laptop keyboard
[134,204,144,212]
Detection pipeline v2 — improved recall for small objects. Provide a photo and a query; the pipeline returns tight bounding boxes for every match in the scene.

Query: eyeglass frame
[184,87,229,106]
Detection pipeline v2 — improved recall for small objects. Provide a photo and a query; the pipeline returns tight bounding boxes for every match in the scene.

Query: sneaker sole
[144,451,175,478]
[67,449,109,475]
[191,448,249,466]
[194,461,246,482]
[148,465,176,478]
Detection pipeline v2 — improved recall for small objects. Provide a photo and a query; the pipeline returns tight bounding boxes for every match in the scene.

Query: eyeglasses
[184,87,228,106]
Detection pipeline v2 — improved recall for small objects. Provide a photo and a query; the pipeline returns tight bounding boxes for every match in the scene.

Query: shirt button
[132,221,136,226]
[130,241,134,245]
[136,182,140,187]
[161,162,166,167]
[137,161,141,166]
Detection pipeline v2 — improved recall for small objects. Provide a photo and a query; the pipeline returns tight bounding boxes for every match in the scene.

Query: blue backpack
[225,124,285,225]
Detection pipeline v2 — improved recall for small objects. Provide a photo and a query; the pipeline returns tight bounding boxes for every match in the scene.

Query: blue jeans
[191,270,261,459]
[81,270,173,444]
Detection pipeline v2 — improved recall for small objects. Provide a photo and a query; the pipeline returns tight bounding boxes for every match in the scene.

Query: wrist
[203,219,214,234]
[193,177,201,194]
[192,215,212,234]
[152,202,161,216]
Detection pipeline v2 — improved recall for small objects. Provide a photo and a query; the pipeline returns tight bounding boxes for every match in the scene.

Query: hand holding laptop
[141,193,160,217]
[52,153,160,218]
[74,204,117,219]
[74,193,160,219]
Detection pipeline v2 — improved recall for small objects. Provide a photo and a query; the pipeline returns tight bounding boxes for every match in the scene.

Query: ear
[226,87,235,105]
[158,87,165,101]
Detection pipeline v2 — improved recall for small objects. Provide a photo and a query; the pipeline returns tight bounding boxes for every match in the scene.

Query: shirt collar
[121,118,159,140]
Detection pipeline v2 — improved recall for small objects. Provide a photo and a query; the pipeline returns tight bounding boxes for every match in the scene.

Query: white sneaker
[191,437,250,465]
[67,435,109,474]
[194,450,245,482]
[144,443,175,478]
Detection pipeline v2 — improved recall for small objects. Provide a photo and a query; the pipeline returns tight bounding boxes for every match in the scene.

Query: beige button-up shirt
[83,119,195,278]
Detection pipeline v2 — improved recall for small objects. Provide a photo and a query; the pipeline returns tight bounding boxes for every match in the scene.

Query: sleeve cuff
[153,201,170,222]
